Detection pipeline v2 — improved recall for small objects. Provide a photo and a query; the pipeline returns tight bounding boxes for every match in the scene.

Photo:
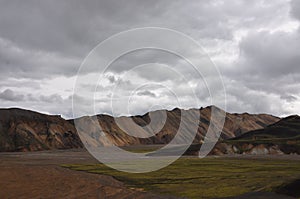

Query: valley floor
[0,149,299,199]
[0,149,174,199]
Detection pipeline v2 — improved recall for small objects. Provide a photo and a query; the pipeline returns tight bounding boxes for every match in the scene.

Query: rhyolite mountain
[231,115,300,141]
[0,108,82,152]
[211,115,300,155]
[86,106,279,146]
[0,106,279,152]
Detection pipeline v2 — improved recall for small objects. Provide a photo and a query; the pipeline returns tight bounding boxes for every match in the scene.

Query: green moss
[62,157,300,199]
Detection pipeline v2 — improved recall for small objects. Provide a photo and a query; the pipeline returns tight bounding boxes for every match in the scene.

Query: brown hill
[211,115,300,155]
[0,106,279,152]
[0,108,82,152]
[75,106,279,147]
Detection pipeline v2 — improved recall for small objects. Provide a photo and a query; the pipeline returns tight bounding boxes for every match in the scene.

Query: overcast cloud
[0,0,299,118]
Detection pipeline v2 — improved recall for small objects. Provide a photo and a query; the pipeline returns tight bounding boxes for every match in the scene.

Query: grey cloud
[105,74,133,87]
[0,89,24,101]
[0,0,299,117]
[0,89,74,117]
[137,90,157,98]
[280,95,298,102]
[0,90,66,104]
[39,94,63,103]
[0,78,41,89]
[107,49,182,74]
[0,37,80,79]
[224,83,284,115]
[0,0,168,58]
[106,75,117,84]
[0,0,286,66]
[0,0,292,81]
[291,0,300,21]
[219,29,300,114]
[107,49,199,83]
[237,31,300,78]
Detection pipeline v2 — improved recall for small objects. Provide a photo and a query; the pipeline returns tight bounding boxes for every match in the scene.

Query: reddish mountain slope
[81,106,279,147]
[0,107,279,152]
[0,108,82,151]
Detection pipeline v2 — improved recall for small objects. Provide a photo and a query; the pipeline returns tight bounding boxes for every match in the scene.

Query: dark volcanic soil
[0,149,176,199]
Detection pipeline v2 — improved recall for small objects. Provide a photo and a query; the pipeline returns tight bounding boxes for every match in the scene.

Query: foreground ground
[0,149,175,199]
[1,149,300,199]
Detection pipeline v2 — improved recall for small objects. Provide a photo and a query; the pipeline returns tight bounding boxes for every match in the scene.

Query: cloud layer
[0,0,299,118]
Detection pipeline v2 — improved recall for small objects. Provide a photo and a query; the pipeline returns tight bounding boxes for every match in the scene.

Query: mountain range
[0,106,281,152]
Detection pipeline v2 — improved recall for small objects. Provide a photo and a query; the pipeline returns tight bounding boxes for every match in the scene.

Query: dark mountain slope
[0,108,82,151]
[211,115,300,155]
[232,115,300,141]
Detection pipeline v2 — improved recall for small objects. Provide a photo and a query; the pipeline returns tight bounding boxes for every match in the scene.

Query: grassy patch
[62,157,300,199]
[120,145,163,153]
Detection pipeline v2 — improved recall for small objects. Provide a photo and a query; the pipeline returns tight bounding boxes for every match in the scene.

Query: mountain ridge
[210,114,300,155]
[0,106,280,152]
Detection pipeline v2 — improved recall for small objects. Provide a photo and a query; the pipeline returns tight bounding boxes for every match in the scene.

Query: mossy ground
[62,157,300,199]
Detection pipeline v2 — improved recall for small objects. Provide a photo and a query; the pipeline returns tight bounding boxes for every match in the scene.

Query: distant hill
[0,106,279,152]
[0,108,82,152]
[212,115,300,155]
[231,115,300,141]
[86,106,279,147]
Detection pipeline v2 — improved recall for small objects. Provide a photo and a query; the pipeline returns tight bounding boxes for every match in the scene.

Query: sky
[0,0,300,118]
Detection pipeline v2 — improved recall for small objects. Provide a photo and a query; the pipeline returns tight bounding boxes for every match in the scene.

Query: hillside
[231,115,300,141]
[0,108,82,151]
[74,106,279,147]
[0,107,279,152]
[212,115,300,155]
